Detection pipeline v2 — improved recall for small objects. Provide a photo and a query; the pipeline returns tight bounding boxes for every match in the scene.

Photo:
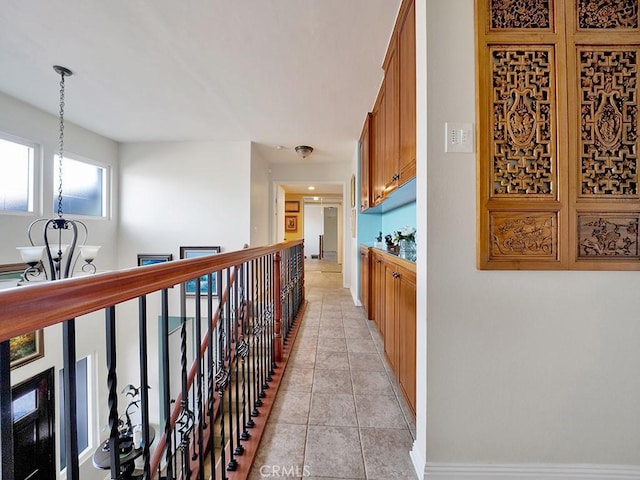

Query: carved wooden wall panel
[577,0,638,29]
[490,213,557,259]
[577,213,640,258]
[477,0,640,270]
[492,48,556,197]
[579,48,639,197]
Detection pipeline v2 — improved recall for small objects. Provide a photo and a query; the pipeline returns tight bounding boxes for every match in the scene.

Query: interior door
[12,368,55,480]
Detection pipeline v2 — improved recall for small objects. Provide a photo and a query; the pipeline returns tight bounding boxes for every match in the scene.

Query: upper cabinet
[359,113,372,211]
[360,0,416,212]
[398,0,416,185]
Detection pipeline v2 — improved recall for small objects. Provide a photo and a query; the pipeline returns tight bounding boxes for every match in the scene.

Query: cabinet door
[384,40,400,194]
[372,84,386,205]
[371,253,385,335]
[384,263,399,372]
[398,0,416,186]
[359,247,370,318]
[397,265,416,415]
[359,114,372,211]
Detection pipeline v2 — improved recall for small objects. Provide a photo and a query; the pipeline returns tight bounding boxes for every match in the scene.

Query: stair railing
[0,240,305,480]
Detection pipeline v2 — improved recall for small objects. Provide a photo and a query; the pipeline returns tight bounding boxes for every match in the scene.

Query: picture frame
[285,215,298,232]
[284,200,300,212]
[10,330,44,370]
[137,253,173,266]
[350,174,356,208]
[179,246,221,295]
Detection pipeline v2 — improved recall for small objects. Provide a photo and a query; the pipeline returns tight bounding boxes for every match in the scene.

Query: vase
[398,238,416,260]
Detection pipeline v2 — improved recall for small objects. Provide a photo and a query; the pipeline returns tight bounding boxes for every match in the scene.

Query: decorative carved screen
[477,0,640,270]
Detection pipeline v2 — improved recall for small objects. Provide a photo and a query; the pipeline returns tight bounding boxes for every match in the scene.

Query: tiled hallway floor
[248,260,417,480]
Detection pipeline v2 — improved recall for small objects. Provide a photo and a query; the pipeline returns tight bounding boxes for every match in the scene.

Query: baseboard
[425,463,640,480]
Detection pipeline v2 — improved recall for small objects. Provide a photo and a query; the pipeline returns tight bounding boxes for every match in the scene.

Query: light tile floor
[248,259,417,480]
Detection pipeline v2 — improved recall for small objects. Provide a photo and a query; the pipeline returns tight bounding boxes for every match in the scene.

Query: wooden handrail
[0,241,303,343]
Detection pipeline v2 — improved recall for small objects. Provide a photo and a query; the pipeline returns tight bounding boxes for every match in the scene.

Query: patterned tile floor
[248,259,417,480]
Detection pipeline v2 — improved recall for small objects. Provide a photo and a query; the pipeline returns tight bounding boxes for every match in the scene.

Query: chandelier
[17,65,100,281]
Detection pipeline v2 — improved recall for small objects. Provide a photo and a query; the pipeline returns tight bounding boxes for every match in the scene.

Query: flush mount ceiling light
[294,145,314,159]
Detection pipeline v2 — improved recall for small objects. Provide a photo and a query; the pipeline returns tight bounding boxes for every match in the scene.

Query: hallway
[248,259,417,479]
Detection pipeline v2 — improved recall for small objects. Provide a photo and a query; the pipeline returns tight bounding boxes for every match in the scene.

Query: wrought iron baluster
[138,295,151,479]
[225,268,238,471]
[105,308,120,480]
[193,278,204,477]
[239,262,251,441]
[160,289,173,479]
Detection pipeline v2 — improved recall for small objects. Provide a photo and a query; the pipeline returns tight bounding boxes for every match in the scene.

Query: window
[59,356,90,470]
[53,156,106,217]
[0,135,35,212]
[476,0,640,270]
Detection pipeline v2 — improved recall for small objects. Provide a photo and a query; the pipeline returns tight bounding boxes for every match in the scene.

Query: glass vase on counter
[398,238,416,261]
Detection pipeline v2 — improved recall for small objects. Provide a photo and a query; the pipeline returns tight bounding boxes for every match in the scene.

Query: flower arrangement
[392,226,416,245]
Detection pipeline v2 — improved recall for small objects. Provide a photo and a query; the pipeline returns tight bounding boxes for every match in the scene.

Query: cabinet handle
[376,260,382,264]
[393,173,400,181]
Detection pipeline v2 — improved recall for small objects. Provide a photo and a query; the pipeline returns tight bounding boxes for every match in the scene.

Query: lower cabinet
[359,246,370,319]
[362,246,416,416]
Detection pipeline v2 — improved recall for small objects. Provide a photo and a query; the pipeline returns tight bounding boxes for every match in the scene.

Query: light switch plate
[445,122,474,153]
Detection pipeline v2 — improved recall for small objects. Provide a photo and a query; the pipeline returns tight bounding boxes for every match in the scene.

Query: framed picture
[10,330,44,370]
[284,200,300,212]
[180,246,221,295]
[350,174,356,208]
[137,253,173,266]
[285,215,298,232]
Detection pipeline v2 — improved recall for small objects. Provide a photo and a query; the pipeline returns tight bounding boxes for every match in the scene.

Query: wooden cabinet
[359,245,371,318]
[362,247,416,416]
[370,249,386,336]
[359,113,372,211]
[371,83,386,206]
[360,0,416,211]
[383,38,399,195]
[398,0,416,186]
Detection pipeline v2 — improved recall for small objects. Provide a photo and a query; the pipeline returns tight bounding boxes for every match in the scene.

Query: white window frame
[0,131,41,216]
[53,152,110,220]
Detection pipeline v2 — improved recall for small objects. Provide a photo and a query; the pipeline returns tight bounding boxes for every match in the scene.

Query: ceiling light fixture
[294,145,314,159]
[308,186,315,191]
[17,65,100,281]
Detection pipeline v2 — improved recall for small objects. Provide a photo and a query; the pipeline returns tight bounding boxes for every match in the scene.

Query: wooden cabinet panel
[369,249,416,416]
[359,246,370,318]
[359,114,372,212]
[372,85,386,206]
[398,0,416,186]
[384,263,399,372]
[384,40,400,195]
[371,251,385,335]
[397,264,416,415]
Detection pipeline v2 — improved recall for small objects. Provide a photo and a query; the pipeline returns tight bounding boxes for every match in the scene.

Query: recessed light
[308,186,315,191]
[313,197,320,201]
[276,145,284,150]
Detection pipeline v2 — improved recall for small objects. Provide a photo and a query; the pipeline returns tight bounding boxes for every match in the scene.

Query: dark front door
[12,368,55,480]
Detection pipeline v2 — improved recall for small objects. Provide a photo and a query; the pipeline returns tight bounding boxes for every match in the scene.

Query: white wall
[415,0,640,475]
[0,92,119,480]
[116,140,253,421]
[250,143,270,246]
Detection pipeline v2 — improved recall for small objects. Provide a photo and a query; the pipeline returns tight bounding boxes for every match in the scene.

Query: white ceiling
[0,0,401,165]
